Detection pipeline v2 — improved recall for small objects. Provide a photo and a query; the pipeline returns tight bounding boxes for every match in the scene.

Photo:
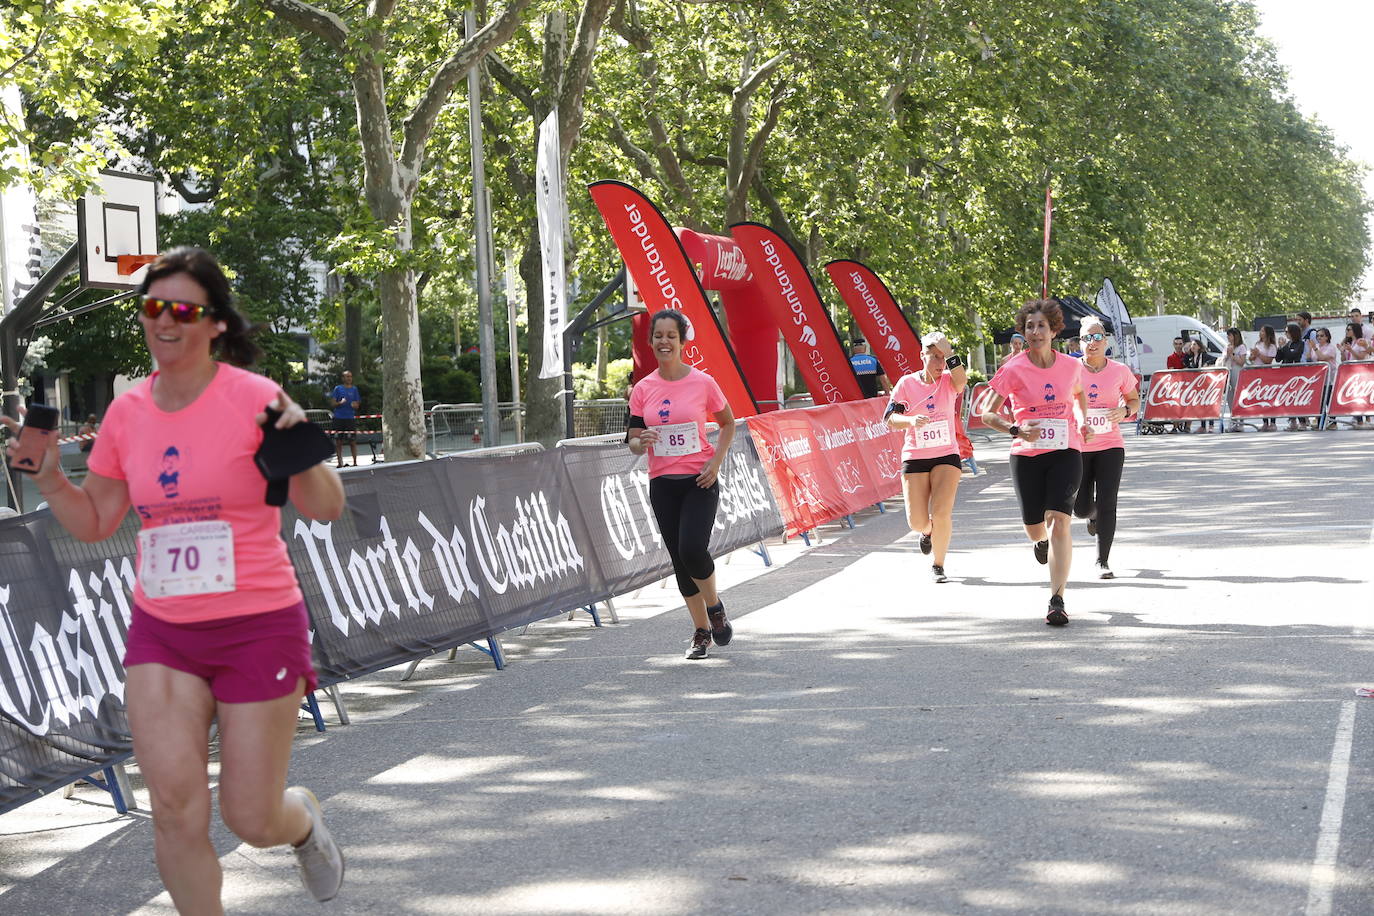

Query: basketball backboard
[77,170,158,290]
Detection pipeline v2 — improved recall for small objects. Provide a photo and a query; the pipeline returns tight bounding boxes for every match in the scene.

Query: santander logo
[1235,374,1321,410]
[1334,374,1374,407]
[884,334,900,351]
[1146,372,1225,407]
[800,325,818,346]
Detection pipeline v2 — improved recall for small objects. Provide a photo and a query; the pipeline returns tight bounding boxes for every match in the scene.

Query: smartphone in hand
[8,404,60,475]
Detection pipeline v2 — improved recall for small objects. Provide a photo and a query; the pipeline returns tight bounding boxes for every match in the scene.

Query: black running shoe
[919,532,933,555]
[1046,594,1068,626]
[686,628,711,660]
[707,602,733,646]
[1087,517,1097,537]
[1033,539,1049,565]
[931,564,948,583]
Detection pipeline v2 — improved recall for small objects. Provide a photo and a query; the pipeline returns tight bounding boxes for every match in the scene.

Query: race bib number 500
[1086,408,1115,432]
[138,521,235,598]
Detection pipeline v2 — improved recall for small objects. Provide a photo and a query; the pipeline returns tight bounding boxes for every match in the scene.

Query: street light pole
[466,10,500,448]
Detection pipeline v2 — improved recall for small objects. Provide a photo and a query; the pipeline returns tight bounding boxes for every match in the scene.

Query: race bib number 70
[138,520,236,598]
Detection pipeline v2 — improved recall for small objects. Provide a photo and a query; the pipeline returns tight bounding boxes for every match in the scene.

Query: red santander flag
[589,180,758,418]
[823,260,923,380]
[731,223,863,404]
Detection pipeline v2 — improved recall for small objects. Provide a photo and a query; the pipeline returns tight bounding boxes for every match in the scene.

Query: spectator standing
[77,412,99,454]
[849,340,890,399]
[1307,328,1341,429]
[330,370,361,467]
[1184,339,1215,432]
[1220,328,1249,431]
[1250,326,1279,430]
[1276,322,1307,430]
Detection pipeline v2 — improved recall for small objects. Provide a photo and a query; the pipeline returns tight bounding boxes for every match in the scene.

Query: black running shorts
[1009,449,1082,524]
[902,453,962,475]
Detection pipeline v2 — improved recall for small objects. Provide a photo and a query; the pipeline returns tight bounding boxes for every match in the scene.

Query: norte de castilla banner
[0,431,783,814]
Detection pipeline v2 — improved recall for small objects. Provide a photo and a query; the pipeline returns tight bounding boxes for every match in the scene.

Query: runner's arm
[289,463,344,521]
[41,472,132,543]
[696,406,735,488]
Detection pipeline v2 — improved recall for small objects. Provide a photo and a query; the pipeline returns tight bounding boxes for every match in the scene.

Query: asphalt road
[2,428,1372,915]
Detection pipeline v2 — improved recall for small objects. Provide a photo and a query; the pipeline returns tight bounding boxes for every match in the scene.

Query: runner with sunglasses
[1074,317,1139,579]
[885,331,967,582]
[626,309,736,660]
[3,248,347,910]
[982,299,1095,625]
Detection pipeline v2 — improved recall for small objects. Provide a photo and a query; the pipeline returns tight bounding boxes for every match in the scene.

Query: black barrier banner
[291,449,607,687]
[0,513,138,814]
[560,430,785,597]
[1,434,784,814]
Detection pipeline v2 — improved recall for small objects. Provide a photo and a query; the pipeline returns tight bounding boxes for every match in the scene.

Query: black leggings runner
[1074,447,1125,564]
[649,475,719,597]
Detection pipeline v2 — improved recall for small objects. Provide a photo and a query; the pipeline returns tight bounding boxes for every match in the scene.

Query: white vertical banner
[536,110,567,380]
[1097,277,1140,374]
[0,84,41,315]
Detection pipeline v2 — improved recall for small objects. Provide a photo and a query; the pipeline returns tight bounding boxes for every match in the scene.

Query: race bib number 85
[653,421,702,458]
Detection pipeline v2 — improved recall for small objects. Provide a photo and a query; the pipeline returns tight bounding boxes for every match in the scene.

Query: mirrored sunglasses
[140,296,210,323]
[1082,332,1106,342]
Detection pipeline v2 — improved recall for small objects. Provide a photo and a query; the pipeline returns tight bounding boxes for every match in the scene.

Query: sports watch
[1008,424,1021,439]
[945,355,963,369]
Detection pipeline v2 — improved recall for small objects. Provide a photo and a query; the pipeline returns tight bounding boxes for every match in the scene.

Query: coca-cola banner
[589,181,758,418]
[823,260,924,380]
[1327,361,1374,417]
[964,382,1014,432]
[1142,369,1229,422]
[1229,364,1328,419]
[731,223,864,405]
[747,398,903,537]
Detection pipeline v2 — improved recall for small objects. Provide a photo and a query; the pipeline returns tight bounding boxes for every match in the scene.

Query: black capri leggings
[1074,447,1125,564]
[649,475,719,598]
[1009,449,1082,525]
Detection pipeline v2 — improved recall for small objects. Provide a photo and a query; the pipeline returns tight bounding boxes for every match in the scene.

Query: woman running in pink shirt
[3,248,347,911]
[1074,317,1140,580]
[885,330,968,583]
[626,310,737,659]
[982,299,1095,625]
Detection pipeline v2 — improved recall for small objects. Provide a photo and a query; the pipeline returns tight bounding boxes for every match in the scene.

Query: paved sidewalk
[2,430,1372,914]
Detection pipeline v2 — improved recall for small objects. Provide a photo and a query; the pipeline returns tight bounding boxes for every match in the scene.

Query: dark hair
[1173,337,1185,345]
[1259,325,1276,345]
[137,247,261,367]
[1226,327,1242,346]
[649,309,690,340]
[1316,326,1331,343]
[1349,322,1363,341]
[1014,298,1065,335]
[1286,322,1301,341]
[1297,311,1312,323]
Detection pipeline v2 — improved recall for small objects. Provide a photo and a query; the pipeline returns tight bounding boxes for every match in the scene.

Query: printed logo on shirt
[1087,383,1100,403]
[657,399,671,424]
[1043,383,1057,403]
[158,446,182,498]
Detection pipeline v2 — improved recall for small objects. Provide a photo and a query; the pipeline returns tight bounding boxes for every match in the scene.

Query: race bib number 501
[138,520,235,598]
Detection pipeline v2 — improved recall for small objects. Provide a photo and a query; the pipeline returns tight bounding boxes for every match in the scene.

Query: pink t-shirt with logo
[988,351,1085,456]
[888,371,961,460]
[629,367,728,478]
[1078,358,1138,453]
[87,363,303,623]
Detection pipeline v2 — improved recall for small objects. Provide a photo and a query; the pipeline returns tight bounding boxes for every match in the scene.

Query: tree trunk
[521,229,564,444]
[595,324,607,387]
[343,275,362,374]
[378,262,426,459]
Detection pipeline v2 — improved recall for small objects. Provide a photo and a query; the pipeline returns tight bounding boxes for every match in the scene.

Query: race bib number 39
[138,521,235,598]
[916,419,952,449]
[1034,418,1070,450]
[1086,408,1114,432]
[653,421,702,458]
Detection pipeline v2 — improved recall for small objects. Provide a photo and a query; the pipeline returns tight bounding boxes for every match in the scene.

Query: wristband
[945,355,963,369]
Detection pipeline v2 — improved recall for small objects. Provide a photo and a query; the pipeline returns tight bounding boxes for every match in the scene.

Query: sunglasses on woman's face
[140,296,210,323]
[1082,332,1106,342]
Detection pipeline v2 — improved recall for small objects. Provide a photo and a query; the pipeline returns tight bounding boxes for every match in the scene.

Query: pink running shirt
[628,367,728,478]
[988,351,1086,456]
[888,370,961,460]
[86,364,304,623]
[1079,358,1138,453]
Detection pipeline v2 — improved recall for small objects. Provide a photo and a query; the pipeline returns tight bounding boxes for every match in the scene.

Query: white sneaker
[1095,561,1114,580]
[289,787,344,902]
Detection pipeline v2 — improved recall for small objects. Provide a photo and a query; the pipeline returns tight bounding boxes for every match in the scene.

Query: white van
[1127,315,1227,378]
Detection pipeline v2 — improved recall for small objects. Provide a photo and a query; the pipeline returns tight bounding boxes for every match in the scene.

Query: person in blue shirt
[330,370,361,467]
[849,340,890,399]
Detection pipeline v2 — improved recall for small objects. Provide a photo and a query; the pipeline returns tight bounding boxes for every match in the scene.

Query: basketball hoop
[116,254,157,276]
